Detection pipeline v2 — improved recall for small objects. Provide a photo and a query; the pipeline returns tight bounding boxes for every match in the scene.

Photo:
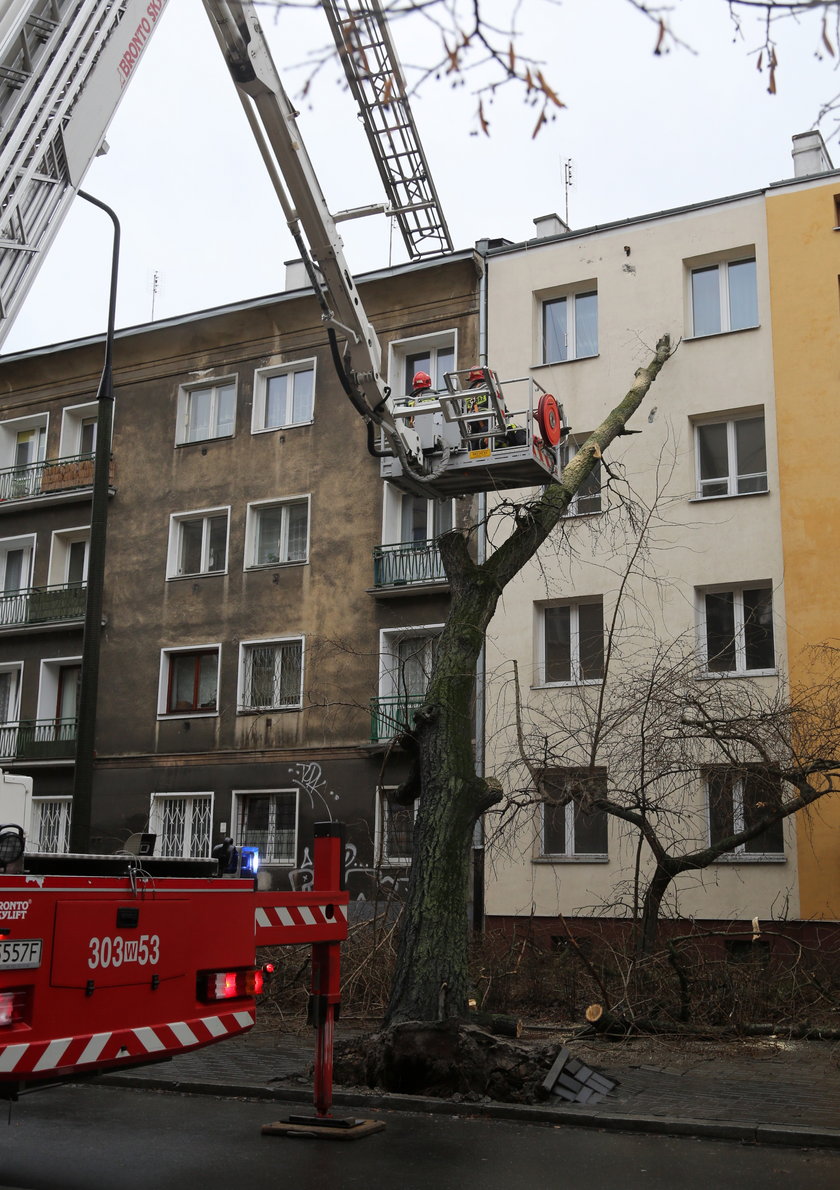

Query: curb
[90,1073,840,1149]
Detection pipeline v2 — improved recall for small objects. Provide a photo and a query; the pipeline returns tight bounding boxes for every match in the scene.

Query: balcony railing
[0,583,86,628]
[0,453,113,503]
[370,695,425,742]
[373,540,446,589]
[0,718,77,761]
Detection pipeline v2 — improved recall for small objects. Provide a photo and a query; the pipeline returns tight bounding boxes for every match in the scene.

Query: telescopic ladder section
[0,0,170,349]
[320,0,452,260]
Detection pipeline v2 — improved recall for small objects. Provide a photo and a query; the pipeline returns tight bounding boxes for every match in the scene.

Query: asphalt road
[1,1083,838,1190]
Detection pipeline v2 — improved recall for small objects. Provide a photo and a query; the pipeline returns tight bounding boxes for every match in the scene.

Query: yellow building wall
[766,179,840,919]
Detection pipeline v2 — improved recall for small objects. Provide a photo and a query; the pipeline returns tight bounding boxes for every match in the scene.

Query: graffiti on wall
[290,840,410,902]
[286,761,339,819]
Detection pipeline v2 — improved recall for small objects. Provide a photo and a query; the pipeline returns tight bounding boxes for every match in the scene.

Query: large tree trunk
[385,336,673,1025]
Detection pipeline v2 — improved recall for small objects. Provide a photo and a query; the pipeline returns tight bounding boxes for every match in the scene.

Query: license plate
[0,939,42,970]
[469,448,492,460]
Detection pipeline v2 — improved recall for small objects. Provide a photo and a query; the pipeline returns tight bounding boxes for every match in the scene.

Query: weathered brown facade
[0,251,480,902]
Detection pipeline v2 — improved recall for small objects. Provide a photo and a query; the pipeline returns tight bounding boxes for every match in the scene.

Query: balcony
[0,583,86,631]
[372,540,447,594]
[370,695,425,742]
[0,718,77,761]
[0,453,114,510]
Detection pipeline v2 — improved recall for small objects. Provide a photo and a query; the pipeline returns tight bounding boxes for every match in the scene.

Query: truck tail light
[0,986,31,1028]
[197,967,264,1003]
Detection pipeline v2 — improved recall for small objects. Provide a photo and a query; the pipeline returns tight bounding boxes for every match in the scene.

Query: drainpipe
[69,192,119,854]
[471,242,489,933]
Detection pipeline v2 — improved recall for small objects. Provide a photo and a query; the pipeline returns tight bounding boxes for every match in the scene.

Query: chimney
[533,213,570,239]
[791,131,834,178]
[284,259,308,291]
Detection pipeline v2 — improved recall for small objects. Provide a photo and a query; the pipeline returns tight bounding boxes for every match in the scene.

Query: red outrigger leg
[309,822,345,1118]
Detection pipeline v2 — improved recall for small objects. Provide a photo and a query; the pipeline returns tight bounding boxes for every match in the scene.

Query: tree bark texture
[385,337,673,1024]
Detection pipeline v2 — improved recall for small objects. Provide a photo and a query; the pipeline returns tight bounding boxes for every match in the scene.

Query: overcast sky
[3,0,837,355]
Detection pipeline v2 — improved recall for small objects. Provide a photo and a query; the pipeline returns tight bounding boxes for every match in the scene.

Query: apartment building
[481,133,840,938]
[0,250,480,899]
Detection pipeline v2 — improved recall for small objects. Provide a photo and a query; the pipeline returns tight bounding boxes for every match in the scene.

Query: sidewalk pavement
[95,1022,840,1149]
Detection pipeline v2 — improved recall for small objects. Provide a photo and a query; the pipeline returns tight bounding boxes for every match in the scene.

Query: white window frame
[35,655,82,721]
[380,483,455,546]
[28,797,72,854]
[149,792,214,859]
[48,526,90,586]
[252,358,316,433]
[232,788,299,866]
[0,535,35,595]
[157,645,221,718]
[538,770,609,861]
[166,507,230,579]
[59,401,101,457]
[379,624,444,698]
[237,636,304,712]
[0,413,48,471]
[692,412,768,500]
[536,599,605,687]
[558,438,602,516]
[0,663,22,759]
[705,770,786,862]
[698,584,776,676]
[375,786,416,866]
[245,496,310,568]
[539,283,599,364]
[388,329,458,396]
[687,252,758,337]
[176,377,237,445]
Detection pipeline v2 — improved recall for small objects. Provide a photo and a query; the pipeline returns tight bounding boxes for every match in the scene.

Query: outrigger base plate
[262,1115,386,1140]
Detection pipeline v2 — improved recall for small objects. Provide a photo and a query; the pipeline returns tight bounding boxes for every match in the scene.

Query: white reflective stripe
[299,905,317,925]
[255,907,271,927]
[338,904,348,920]
[202,1015,228,1038]
[33,1038,72,1072]
[277,907,295,927]
[134,1027,166,1053]
[77,1033,111,1065]
[0,1043,28,1072]
[169,1022,198,1047]
[233,1011,255,1028]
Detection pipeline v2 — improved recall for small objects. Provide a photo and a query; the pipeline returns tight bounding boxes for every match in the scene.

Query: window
[377,788,415,865]
[542,289,598,363]
[235,790,298,864]
[150,793,212,858]
[253,361,315,431]
[167,509,228,577]
[701,586,775,674]
[239,639,303,711]
[374,627,442,739]
[690,257,758,336]
[177,379,236,444]
[541,769,609,858]
[246,498,309,567]
[558,439,601,515]
[0,665,21,757]
[29,798,71,854]
[695,414,767,498]
[160,647,219,714]
[0,538,34,614]
[707,768,784,857]
[48,528,89,586]
[399,493,453,543]
[390,331,457,395]
[59,402,98,457]
[540,600,604,684]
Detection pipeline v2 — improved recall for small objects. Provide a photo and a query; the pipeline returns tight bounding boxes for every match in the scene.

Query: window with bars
[235,790,297,864]
[239,639,303,711]
[377,788,415,864]
[30,798,71,854]
[707,768,784,857]
[540,600,604,684]
[247,499,309,566]
[150,794,212,858]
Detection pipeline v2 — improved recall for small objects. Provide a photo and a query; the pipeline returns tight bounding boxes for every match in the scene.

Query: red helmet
[412,371,432,391]
[468,367,485,384]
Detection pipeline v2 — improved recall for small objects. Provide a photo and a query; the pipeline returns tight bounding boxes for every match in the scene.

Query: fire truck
[0,0,566,1110]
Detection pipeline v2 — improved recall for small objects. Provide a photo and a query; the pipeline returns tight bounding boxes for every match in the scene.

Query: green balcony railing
[0,583,86,628]
[0,453,114,503]
[372,540,446,588]
[370,695,425,742]
[0,718,77,761]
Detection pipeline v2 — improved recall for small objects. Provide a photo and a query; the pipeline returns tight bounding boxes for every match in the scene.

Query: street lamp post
[69,191,120,854]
